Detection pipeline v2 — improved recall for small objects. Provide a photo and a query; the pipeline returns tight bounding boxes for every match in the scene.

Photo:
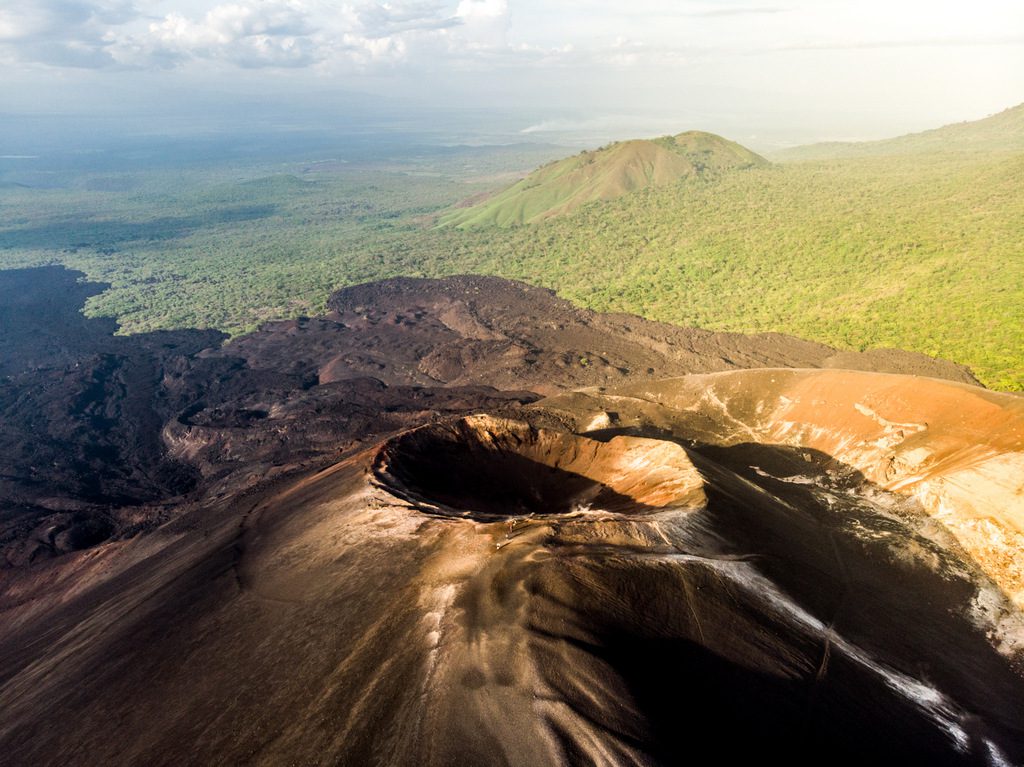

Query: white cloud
[356,1,459,37]
[135,1,320,67]
[0,0,479,69]
[450,0,507,48]
[0,0,789,72]
[117,0,516,70]
[455,0,506,19]
[1,0,1021,142]
[0,0,139,67]
[680,5,785,18]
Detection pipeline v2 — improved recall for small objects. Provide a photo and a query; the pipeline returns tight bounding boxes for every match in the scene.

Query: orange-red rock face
[544,369,1024,624]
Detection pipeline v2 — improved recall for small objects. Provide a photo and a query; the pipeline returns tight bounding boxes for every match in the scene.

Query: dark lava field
[1,266,1021,766]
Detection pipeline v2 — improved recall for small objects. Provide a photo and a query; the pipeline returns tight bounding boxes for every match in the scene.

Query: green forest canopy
[0,137,1021,391]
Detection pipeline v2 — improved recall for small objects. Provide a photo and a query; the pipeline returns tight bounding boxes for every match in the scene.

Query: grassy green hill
[772,103,1024,161]
[431,152,1024,391]
[440,131,766,227]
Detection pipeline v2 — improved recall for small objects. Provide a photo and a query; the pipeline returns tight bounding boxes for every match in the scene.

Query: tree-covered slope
[1,127,1021,390]
[773,103,1024,161]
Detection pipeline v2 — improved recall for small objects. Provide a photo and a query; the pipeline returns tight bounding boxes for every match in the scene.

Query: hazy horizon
[2,1,1023,156]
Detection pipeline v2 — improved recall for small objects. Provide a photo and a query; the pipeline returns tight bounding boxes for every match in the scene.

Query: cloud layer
[0,0,138,67]
[2,0,1020,76]
[1,0,1020,148]
[0,0,526,70]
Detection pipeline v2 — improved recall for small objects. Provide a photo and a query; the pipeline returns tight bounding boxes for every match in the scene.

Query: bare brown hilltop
[1,267,1020,766]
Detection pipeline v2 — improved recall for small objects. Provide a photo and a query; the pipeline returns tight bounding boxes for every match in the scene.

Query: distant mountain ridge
[771,102,1024,161]
[440,130,767,227]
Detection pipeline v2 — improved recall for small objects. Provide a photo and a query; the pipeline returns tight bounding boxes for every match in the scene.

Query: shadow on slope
[0,424,1020,764]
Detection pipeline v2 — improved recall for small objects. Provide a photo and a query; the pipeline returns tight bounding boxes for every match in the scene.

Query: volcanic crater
[372,415,706,520]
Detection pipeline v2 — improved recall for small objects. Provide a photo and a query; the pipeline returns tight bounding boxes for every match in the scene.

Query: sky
[1,0,1023,149]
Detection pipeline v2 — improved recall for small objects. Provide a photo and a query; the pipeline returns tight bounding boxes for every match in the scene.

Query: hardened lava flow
[0,268,1021,767]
